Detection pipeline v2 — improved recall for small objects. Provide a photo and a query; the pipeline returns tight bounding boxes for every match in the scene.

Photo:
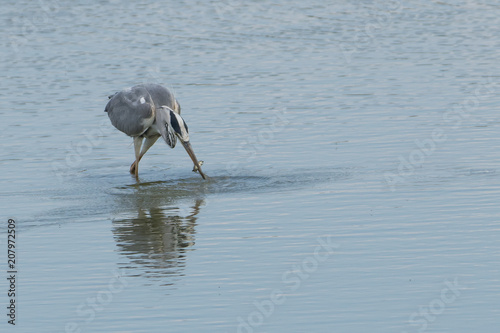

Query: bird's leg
[132,137,143,178]
[130,136,160,175]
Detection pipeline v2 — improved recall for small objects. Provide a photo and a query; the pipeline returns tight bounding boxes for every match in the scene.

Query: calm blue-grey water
[1,0,499,332]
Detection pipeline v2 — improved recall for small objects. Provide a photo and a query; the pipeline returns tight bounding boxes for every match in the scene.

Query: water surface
[1,1,499,332]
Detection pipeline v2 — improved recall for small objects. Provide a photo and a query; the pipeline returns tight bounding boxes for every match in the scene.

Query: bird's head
[168,107,190,143]
[159,106,207,180]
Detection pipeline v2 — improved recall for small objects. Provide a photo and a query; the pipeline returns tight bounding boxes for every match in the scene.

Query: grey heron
[105,83,207,180]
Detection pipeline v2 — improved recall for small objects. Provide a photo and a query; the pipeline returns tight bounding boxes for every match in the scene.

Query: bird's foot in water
[130,161,137,174]
[192,160,204,172]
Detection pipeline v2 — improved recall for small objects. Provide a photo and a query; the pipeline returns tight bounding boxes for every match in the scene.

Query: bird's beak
[181,141,207,180]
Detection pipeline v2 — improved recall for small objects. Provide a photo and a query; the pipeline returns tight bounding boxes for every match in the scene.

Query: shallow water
[1,0,500,332]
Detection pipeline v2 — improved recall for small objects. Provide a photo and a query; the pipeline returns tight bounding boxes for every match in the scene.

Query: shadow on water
[112,196,204,286]
[113,166,355,196]
[108,175,211,287]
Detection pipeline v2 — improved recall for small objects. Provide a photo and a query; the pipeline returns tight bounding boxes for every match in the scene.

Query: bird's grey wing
[155,106,177,148]
[105,86,155,137]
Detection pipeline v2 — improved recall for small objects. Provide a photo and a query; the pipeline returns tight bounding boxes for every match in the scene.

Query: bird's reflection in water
[111,181,205,286]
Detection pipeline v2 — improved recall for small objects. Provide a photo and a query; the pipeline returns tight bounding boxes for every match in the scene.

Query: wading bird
[105,84,207,180]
